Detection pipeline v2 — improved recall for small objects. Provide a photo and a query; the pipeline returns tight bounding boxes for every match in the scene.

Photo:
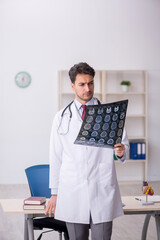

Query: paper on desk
[135,195,160,202]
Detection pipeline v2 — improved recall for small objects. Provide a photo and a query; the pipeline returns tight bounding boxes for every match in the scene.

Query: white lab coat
[49,98,129,224]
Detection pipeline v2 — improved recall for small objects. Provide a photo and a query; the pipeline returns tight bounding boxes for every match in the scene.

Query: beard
[76,92,93,103]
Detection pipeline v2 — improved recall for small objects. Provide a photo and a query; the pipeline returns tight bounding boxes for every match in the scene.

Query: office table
[0,198,47,240]
[0,197,160,240]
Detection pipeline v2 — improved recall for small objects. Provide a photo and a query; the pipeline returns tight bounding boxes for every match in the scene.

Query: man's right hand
[45,195,57,217]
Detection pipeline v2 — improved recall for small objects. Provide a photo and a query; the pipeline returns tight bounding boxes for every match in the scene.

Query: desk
[0,197,160,240]
[0,198,47,240]
[123,196,160,240]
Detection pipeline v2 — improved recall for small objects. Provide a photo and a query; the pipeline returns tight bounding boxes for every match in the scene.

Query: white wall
[0,0,160,183]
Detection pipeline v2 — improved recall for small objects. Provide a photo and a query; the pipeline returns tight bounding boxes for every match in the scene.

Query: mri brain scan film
[74,100,128,148]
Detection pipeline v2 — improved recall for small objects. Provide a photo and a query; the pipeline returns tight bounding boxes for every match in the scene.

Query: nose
[85,84,90,92]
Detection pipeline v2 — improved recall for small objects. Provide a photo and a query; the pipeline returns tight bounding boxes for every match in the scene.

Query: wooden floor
[0,181,159,240]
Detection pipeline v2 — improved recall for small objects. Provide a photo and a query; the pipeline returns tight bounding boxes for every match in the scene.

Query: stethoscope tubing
[57,98,101,135]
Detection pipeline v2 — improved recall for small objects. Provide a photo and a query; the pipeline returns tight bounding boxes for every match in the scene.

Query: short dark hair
[69,62,95,83]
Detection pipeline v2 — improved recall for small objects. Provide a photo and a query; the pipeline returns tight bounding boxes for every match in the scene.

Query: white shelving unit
[58,70,148,181]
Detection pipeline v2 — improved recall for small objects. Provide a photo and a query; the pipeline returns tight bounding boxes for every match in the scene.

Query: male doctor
[45,62,129,240]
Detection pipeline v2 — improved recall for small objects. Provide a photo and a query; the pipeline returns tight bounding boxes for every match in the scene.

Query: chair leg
[58,232,62,240]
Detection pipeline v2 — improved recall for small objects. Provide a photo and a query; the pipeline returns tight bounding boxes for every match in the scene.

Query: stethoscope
[57,98,101,135]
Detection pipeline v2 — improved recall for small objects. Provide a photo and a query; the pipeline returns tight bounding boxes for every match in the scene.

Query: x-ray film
[74,99,128,148]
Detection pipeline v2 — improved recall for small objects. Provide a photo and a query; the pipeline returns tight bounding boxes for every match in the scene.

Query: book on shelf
[24,196,46,205]
[23,202,46,210]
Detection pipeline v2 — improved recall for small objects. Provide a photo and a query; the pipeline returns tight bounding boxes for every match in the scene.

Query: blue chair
[25,164,69,240]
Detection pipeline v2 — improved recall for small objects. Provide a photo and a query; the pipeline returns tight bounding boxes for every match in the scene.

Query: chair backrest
[25,164,51,198]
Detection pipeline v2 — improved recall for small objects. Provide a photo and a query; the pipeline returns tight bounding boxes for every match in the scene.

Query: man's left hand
[114,144,125,158]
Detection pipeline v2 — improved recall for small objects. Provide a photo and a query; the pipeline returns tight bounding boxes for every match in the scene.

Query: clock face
[15,72,31,88]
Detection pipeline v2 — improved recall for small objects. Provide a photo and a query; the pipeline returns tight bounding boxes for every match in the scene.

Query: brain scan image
[114,106,119,112]
[111,122,117,130]
[119,120,124,128]
[109,131,116,138]
[84,123,91,130]
[112,113,118,121]
[117,129,122,137]
[86,116,94,123]
[102,123,109,131]
[80,137,86,141]
[93,123,101,131]
[91,131,98,137]
[100,131,107,138]
[106,107,111,114]
[82,131,88,136]
[107,139,114,145]
[89,138,95,142]
[88,107,95,115]
[120,112,125,119]
[95,115,102,123]
[97,107,103,114]
[116,137,122,144]
[98,138,105,144]
[74,99,128,148]
[104,115,111,123]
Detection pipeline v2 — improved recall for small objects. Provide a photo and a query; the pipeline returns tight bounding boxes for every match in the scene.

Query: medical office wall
[0,0,160,184]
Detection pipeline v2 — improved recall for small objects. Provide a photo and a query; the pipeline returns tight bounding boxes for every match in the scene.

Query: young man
[45,62,129,240]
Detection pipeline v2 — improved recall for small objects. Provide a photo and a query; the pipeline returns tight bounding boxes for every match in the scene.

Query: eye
[89,81,94,86]
[79,83,85,86]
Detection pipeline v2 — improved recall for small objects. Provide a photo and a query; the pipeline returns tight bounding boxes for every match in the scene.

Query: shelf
[128,137,147,140]
[61,93,75,95]
[61,92,102,95]
[126,114,146,118]
[115,159,146,163]
[105,92,146,95]
[58,69,148,181]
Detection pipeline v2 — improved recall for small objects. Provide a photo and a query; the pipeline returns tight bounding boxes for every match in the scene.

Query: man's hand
[45,195,57,217]
[114,144,125,158]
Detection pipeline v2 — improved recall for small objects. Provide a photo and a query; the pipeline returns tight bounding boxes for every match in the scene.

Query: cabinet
[58,70,148,181]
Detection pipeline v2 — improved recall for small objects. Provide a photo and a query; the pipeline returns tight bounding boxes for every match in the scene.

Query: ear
[71,82,75,91]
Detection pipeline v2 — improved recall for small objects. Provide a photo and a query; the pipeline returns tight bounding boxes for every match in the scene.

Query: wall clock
[15,71,31,88]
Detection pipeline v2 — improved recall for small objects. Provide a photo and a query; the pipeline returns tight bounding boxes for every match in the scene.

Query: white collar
[74,98,94,110]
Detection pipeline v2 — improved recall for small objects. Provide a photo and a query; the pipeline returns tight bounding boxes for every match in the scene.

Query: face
[71,74,94,104]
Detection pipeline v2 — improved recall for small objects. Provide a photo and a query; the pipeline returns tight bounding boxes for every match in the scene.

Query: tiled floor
[0,182,159,240]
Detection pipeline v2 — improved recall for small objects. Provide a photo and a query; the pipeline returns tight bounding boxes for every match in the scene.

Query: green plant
[120,81,131,86]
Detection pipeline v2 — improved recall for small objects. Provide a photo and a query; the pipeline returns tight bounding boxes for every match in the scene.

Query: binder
[130,142,146,160]
[130,142,138,159]
[137,143,141,159]
[141,143,146,159]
